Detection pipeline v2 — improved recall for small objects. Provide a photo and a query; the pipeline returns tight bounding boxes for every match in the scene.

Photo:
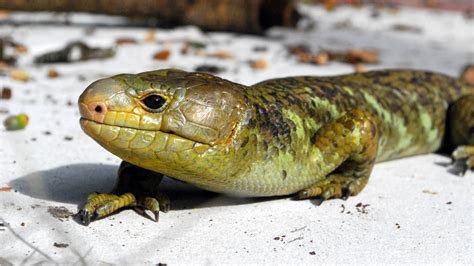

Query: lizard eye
[142,94,166,111]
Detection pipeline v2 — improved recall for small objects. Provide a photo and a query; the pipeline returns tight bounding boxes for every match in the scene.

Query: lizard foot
[295,174,369,205]
[451,145,474,176]
[294,109,377,205]
[76,191,170,226]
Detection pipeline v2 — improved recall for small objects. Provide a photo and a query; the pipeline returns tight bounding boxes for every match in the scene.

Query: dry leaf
[144,31,156,43]
[207,51,234,60]
[47,68,59,78]
[10,69,30,81]
[354,63,366,73]
[15,45,28,54]
[313,52,329,65]
[391,24,422,34]
[115,37,138,45]
[324,0,337,11]
[251,59,268,69]
[1,87,12,99]
[153,50,171,61]
[326,49,379,64]
[345,49,379,64]
[422,190,438,195]
[0,61,9,70]
[0,9,10,19]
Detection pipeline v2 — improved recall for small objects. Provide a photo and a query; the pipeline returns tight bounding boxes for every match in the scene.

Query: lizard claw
[153,211,160,222]
[341,187,351,200]
[451,146,474,176]
[76,209,96,226]
[310,196,325,206]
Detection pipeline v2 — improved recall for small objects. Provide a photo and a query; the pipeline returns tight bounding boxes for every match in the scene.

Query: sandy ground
[0,4,473,265]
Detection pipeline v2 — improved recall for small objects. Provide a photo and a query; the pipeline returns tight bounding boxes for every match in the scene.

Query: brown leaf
[115,37,138,45]
[1,87,12,99]
[153,50,171,61]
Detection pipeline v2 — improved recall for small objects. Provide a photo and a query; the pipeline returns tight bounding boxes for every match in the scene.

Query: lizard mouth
[79,117,211,154]
[80,117,157,133]
[79,117,206,143]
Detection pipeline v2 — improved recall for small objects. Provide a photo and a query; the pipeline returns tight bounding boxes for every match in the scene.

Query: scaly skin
[77,69,473,224]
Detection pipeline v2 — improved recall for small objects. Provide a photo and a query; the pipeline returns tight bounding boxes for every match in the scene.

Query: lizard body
[77,69,473,224]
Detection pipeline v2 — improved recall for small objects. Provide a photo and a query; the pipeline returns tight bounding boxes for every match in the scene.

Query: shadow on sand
[9,163,276,212]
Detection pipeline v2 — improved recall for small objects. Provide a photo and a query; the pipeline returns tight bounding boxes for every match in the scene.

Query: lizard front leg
[296,109,378,204]
[76,161,170,225]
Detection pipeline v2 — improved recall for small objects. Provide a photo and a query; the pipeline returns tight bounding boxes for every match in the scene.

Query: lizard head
[78,69,248,169]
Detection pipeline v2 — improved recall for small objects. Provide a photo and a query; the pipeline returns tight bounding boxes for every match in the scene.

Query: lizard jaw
[79,117,211,157]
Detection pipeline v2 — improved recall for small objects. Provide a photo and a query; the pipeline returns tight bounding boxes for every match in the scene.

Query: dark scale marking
[249,100,294,153]
[141,74,166,83]
[248,118,256,128]
[240,136,249,147]
[246,70,473,162]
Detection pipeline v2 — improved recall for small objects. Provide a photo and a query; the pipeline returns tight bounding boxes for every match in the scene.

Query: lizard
[76,69,474,225]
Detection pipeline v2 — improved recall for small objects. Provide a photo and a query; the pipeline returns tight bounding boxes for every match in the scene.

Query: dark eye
[142,94,166,111]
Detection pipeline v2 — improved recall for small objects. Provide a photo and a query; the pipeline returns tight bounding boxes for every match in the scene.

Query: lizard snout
[78,77,129,123]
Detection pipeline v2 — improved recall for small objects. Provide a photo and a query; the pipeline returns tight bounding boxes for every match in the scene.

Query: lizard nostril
[95,105,103,113]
